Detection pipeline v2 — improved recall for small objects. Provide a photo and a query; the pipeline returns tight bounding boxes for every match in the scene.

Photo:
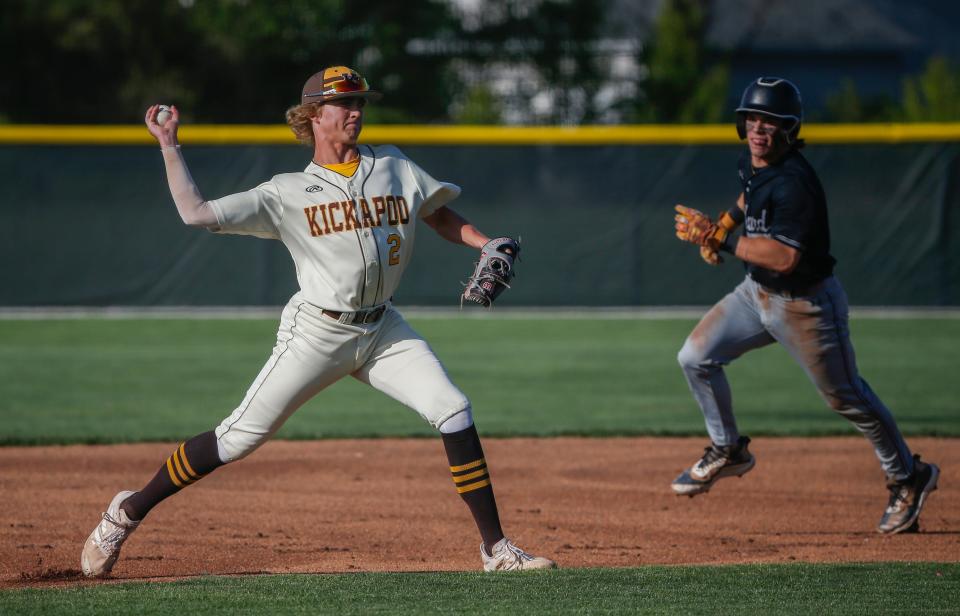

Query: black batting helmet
[735,77,803,142]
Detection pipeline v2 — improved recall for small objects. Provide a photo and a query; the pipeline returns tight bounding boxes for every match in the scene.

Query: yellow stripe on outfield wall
[2,123,960,145]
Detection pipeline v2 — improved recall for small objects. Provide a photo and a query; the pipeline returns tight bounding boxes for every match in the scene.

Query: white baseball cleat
[481,538,557,572]
[81,490,140,577]
[671,436,755,496]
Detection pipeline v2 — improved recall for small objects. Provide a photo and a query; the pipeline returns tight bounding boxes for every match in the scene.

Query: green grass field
[2,317,957,612]
[3,564,957,615]
[0,317,957,444]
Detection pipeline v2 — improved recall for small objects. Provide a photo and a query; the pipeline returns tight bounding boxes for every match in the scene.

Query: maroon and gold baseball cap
[301,66,382,104]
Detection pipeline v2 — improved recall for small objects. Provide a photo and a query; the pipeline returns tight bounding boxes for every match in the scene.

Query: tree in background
[1,0,736,126]
[822,79,889,123]
[901,56,960,122]
[524,0,608,124]
[1,0,619,125]
[822,56,960,123]
[188,1,465,124]
[0,0,463,124]
[2,0,202,123]
[451,84,504,124]
[632,0,729,123]
[439,0,610,125]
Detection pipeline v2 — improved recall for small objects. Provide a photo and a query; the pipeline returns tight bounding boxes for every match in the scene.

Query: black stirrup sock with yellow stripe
[441,424,505,548]
[122,431,225,521]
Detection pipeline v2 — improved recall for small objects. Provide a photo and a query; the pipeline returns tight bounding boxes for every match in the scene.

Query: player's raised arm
[144,104,219,228]
[422,205,489,249]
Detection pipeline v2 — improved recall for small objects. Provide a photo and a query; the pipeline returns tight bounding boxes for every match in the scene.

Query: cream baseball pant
[214,293,470,461]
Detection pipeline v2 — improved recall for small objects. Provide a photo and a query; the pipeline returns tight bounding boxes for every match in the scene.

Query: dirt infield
[2,437,956,588]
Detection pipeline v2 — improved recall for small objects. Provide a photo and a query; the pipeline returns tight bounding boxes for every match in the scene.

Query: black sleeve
[769,175,815,251]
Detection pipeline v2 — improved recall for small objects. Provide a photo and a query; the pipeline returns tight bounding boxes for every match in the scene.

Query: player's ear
[309,104,325,128]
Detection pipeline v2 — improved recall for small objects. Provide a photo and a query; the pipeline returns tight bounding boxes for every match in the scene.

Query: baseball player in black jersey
[670,77,939,534]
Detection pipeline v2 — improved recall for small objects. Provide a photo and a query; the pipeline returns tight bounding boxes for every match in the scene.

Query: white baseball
[157,105,172,125]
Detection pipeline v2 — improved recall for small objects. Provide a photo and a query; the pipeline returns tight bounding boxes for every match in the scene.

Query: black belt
[321,305,387,325]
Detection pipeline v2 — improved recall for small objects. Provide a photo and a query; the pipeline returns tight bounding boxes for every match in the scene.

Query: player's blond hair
[285,102,323,145]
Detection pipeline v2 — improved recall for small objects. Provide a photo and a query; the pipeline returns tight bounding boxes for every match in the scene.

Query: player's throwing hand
[144,104,179,146]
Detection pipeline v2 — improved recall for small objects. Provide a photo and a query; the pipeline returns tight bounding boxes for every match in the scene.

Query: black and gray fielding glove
[462,237,520,307]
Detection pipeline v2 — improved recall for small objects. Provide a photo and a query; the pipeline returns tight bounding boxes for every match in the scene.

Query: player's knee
[820,386,862,412]
[426,393,470,430]
[816,381,860,412]
[677,339,706,371]
[824,393,851,411]
[437,405,474,434]
[214,427,270,463]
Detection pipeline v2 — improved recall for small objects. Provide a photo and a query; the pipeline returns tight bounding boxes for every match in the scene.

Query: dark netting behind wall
[2,142,957,306]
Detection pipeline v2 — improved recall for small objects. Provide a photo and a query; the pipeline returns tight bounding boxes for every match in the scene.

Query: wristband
[726,205,745,226]
[719,234,740,254]
[717,207,745,232]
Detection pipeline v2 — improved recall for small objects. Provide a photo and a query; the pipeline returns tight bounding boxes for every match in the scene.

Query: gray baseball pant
[677,275,914,481]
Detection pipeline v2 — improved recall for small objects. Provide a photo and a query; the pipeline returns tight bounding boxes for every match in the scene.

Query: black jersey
[738,148,836,293]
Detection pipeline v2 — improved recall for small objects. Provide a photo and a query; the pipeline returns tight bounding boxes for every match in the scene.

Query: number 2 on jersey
[387,234,401,266]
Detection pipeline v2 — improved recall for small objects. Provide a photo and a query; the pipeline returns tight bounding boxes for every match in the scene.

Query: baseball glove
[462,237,520,307]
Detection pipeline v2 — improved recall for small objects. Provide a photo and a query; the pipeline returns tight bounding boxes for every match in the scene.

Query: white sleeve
[406,159,461,218]
[207,181,283,239]
[160,146,219,227]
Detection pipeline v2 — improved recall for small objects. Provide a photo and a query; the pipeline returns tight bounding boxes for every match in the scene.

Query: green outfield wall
[2,125,958,306]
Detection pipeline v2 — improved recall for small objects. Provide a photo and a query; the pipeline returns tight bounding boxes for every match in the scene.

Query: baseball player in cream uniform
[81,66,555,576]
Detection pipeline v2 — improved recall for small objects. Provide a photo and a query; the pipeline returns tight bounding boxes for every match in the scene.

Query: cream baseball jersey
[208,144,459,311]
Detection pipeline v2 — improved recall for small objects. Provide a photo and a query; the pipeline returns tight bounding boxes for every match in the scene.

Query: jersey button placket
[365,261,380,304]
[361,202,380,302]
